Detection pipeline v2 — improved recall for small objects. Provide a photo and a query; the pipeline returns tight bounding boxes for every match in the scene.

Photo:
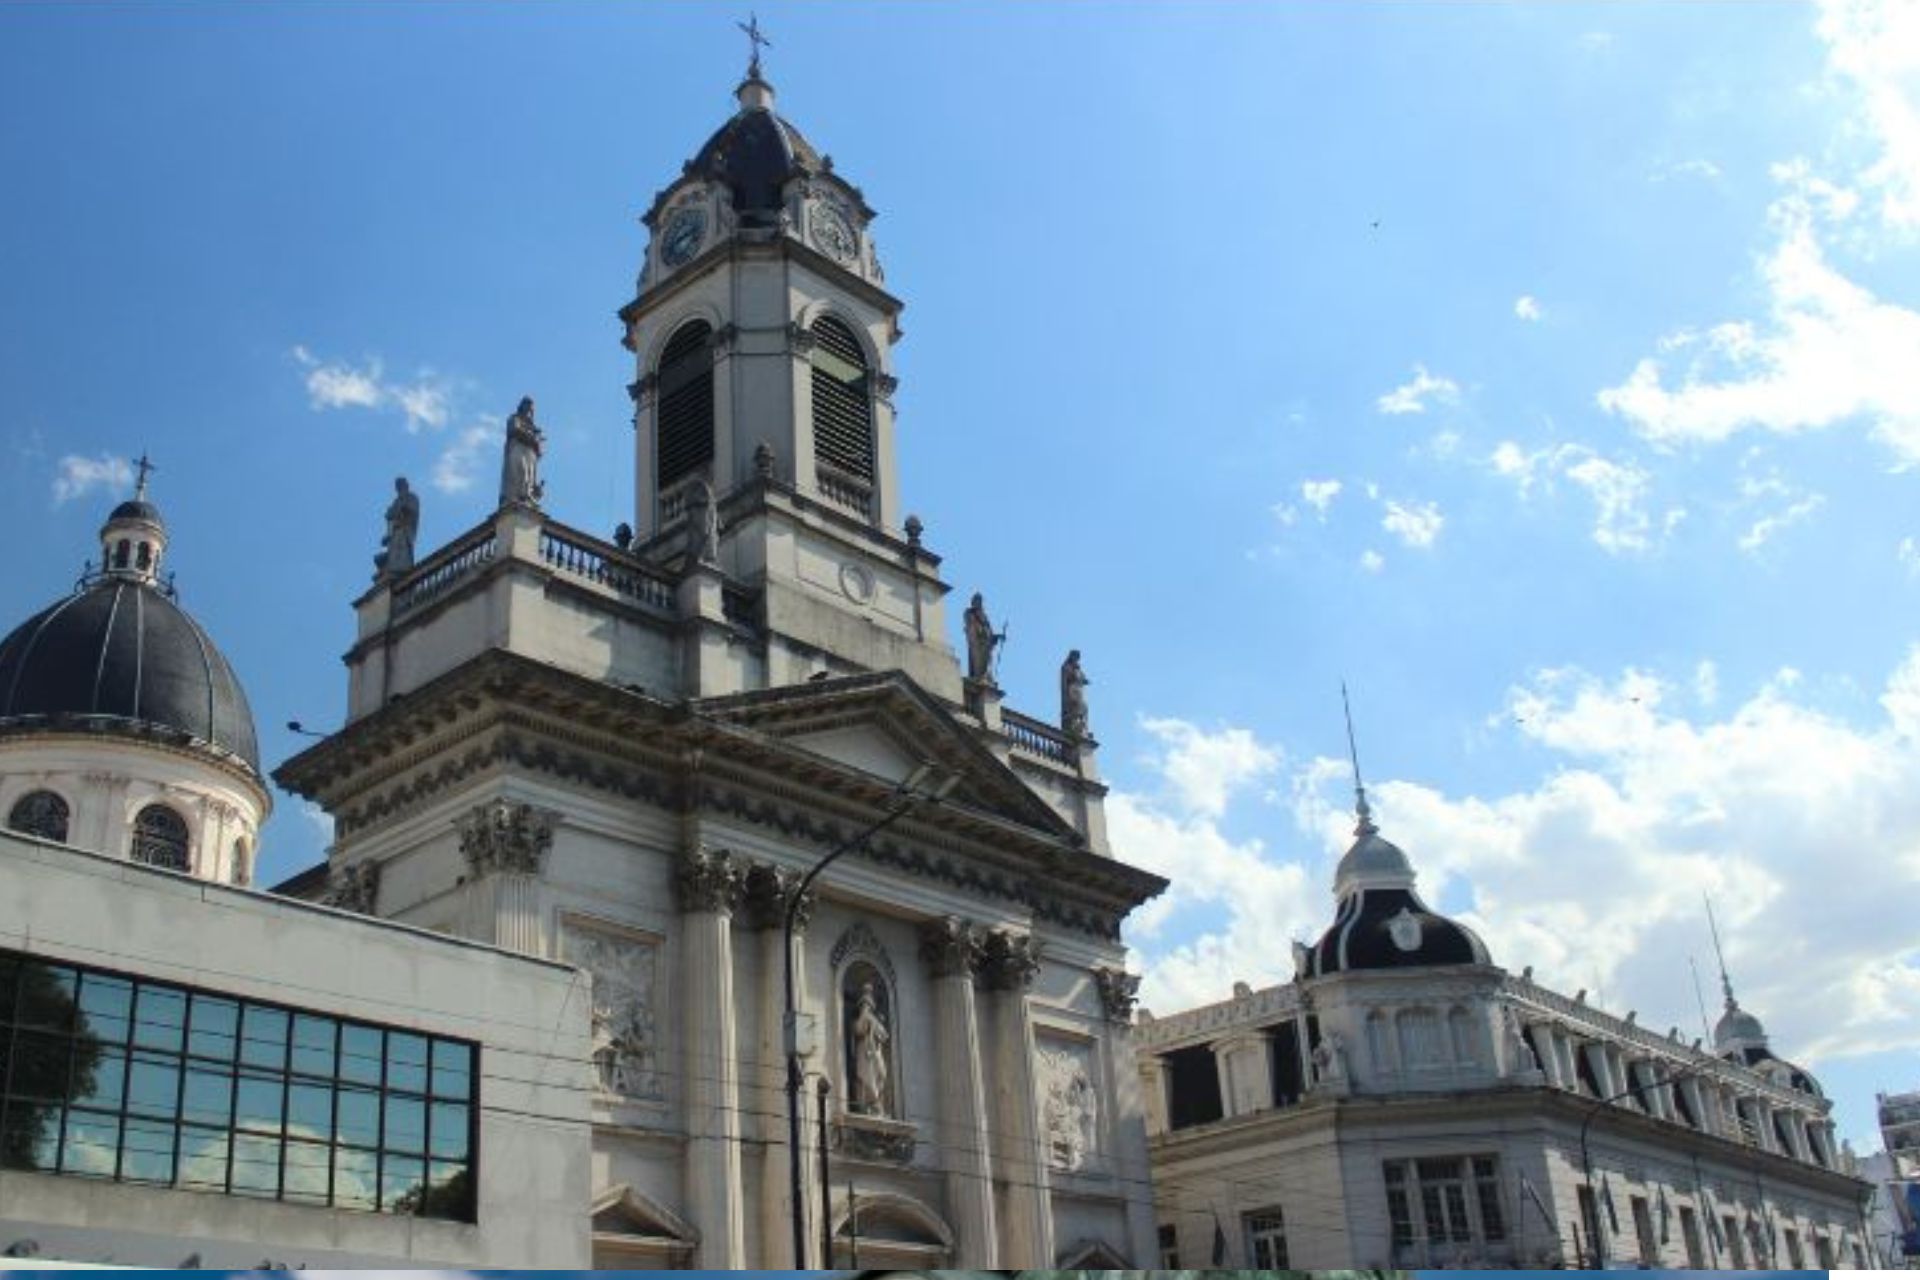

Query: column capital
[458,798,558,877]
[676,845,744,915]
[918,915,982,980]
[741,861,813,931]
[1093,966,1141,1023]
[977,928,1042,992]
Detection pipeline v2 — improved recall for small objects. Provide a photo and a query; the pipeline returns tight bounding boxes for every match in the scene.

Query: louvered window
[810,315,873,483]
[131,803,189,872]
[656,321,714,492]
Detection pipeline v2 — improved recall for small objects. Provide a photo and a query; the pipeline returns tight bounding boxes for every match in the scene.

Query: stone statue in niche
[562,926,663,1101]
[683,477,720,566]
[1312,1029,1350,1087]
[1060,648,1091,740]
[376,477,419,578]
[499,396,545,508]
[1038,1043,1099,1171]
[1503,1006,1536,1078]
[963,592,1003,685]
[847,978,892,1117]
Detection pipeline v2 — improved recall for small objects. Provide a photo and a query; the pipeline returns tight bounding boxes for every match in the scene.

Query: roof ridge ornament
[1342,681,1377,837]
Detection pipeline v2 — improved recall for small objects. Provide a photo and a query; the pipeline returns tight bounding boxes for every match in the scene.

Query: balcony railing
[1003,709,1077,766]
[539,520,676,613]
[815,465,873,521]
[392,525,498,617]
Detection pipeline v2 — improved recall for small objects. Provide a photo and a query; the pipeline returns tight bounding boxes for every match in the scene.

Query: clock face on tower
[660,207,707,268]
[808,202,858,266]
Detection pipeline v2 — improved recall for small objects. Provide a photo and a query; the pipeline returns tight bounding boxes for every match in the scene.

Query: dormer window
[656,320,715,495]
[810,315,873,496]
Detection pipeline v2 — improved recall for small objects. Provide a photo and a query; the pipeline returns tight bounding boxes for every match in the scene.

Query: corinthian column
[678,846,745,1268]
[1096,966,1157,1265]
[457,798,557,954]
[980,928,1053,1266]
[745,863,814,1269]
[919,916,998,1266]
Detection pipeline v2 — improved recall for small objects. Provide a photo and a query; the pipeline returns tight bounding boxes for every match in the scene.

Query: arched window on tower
[655,320,715,502]
[8,790,70,843]
[809,315,874,516]
[131,803,190,872]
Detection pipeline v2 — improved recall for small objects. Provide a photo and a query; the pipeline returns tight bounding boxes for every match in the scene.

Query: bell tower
[619,51,956,698]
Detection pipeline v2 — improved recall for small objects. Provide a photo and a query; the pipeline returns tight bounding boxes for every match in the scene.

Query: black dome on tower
[686,73,824,224]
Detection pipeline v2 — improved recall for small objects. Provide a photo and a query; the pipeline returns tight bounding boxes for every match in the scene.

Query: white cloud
[1381,499,1444,548]
[1514,294,1544,322]
[1816,0,1920,230]
[291,346,453,433]
[1376,364,1460,415]
[1739,493,1827,553]
[1300,478,1342,517]
[1488,441,1682,554]
[1654,158,1725,182]
[1694,660,1720,707]
[431,423,495,495]
[51,453,133,505]
[1359,549,1385,573]
[1901,535,1920,574]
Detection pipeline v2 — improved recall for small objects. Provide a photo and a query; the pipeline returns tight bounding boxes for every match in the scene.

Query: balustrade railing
[1002,709,1077,765]
[815,466,873,521]
[539,521,676,613]
[392,525,497,616]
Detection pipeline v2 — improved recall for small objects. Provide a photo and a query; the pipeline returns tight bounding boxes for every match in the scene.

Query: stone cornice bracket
[873,371,900,402]
[676,845,744,916]
[323,859,381,915]
[917,915,982,980]
[457,798,558,878]
[977,928,1043,992]
[709,322,740,355]
[1093,966,1141,1023]
[786,321,818,357]
[628,373,658,406]
[742,861,812,932]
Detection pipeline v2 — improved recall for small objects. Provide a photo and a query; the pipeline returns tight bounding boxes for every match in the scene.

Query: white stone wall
[0,829,593,1268]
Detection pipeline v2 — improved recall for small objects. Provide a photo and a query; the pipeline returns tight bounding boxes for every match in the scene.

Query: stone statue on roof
[376,476,419,578]
[500,396,544,509]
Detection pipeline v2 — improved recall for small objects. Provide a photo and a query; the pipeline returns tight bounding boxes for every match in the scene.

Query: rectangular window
[1244,1206,1288,1269]
[0,946,478,1221]
[1385,1162,1415,1248]
[1679,1204,1704,1268]
[1631,1194,1657,1264]
[1384,1155,1504,1259]
[1723,1215,1747,1268]
[1784,1226,1805,1269]
[1157,1223,1179,1269]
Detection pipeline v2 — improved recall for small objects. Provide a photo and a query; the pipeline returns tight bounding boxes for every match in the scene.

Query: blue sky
[2,4,1917,1152]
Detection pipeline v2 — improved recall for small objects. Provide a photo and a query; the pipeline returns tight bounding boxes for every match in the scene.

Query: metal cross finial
[737,13,772,79]
[1704,893,1737,1010]
[1342,681,1376,836]
[133,452,156,499]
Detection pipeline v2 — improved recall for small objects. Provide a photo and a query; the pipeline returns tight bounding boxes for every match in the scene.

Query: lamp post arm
[1579,1055,1717,1267]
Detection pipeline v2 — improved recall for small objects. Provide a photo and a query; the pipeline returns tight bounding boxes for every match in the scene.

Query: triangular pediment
[694,671,1080,841]
[591,1183,697,1246]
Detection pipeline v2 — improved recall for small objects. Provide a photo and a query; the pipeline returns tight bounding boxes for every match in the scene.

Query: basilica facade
[269,56,1162,1270]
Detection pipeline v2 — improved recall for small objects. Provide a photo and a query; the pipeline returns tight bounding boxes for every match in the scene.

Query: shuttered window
[656,321,714,491]
[810,315,873,482]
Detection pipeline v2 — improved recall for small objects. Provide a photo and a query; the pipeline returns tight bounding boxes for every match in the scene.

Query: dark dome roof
[109,498,162,523]
[687,81,823,221]
[0,578,260,773]
[1308,885,1492,976]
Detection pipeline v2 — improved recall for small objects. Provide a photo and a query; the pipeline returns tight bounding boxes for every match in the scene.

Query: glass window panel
[16,962,77,1031]
[340,1024,383,1086]
[381,1153,426,1213]
[0,953,17,1023]
[431,1040,473,1099]
[121,1116,176,1184]
[333,1146,377,1210]
[75,973,133,1046]
[176,1125,229,1190]
[12,1032,72,1102]
[182,1064,233,1128]
[337,1086,379,1148]
[386,1031,428,1094]
[1,1103,61,1171]
[424,1161,474,1221]
[59,1110,120,1177]
[384,1094,425,1154]
[290,1015,337,1078]
[73,1047,127,1111]
[188,995,239,1061]
[429,1101,469,1160]
[126,1052,181,1120]
[287,1081,333,1141]
[239,1005,288,1069]
[230,1132,280,1197]
[284,1138,331,1205]
[131,985,186,1052]
[235,1070,284,1133]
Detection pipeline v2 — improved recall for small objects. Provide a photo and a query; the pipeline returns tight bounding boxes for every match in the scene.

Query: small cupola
[97,454,168,586]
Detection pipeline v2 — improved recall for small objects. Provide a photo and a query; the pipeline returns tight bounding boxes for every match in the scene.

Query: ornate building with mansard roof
[1136,770,1875,1271]
[268,49,1164,1270]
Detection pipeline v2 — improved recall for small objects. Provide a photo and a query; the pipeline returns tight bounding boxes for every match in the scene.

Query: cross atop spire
[737,13,772,81]
[1343,682,1377,837]
[133,452,156,500]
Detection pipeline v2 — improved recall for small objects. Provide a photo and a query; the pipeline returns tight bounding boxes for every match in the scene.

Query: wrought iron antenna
[1688,955,1714,1044]
[1342,681,1376,835]
[1705,892,1737,1010]
[133,452,156,500]
[737,13,771,80]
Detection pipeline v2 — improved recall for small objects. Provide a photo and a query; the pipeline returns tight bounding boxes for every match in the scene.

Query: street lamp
[784,762,958,1266]
[1579,1056,1714,1268]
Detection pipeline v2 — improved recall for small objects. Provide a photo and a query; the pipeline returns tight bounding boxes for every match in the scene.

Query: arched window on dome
[114,538,131,569]
[131,803,190,872]
[1447,1006,1477,1065]
[8,790,70,843]
[655,320,715,500]
[135,541,151,570]
[809,315,874,514]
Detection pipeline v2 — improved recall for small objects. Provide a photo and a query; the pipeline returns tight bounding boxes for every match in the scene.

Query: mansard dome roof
[1715,1001,1767,1049]
[109,498,162,523]
[687,76,824,220]
[0,577,260,774]
[1307,803,1492,978]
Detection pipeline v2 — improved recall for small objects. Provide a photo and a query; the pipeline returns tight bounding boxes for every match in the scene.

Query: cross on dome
[737,13,771,81]
[133,451,156,500]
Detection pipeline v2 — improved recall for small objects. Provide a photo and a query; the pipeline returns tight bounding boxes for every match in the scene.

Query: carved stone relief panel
[561,917,665,1103]
[1036,1035,1100,1172]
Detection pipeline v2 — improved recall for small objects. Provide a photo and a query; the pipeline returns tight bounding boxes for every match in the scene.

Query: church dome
[1714,1001,1767,1049]
[687,75,824,223]
[1306,795,1492,977]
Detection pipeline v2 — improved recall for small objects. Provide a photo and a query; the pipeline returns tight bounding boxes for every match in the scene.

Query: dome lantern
[96,453,169,587]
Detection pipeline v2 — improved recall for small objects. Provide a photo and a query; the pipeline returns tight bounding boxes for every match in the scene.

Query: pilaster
[979,928,1051,1266]
[918,916,998,1266]
[456,798,556,954]
[744,863,815,1269]
[677,846,746,1267]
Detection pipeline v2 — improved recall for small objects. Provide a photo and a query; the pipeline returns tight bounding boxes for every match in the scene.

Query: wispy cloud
[1489,441,1682,555]
[1514,294,1544,322]
[1376,364,1460,415]
[1816,0,1920,230]
[1300,478,1342,517]
[51,453,133,505]
[1381,498,1444,548]
[1359,548,1385,573]
[431,422,496,495]
[291,345,453,433]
